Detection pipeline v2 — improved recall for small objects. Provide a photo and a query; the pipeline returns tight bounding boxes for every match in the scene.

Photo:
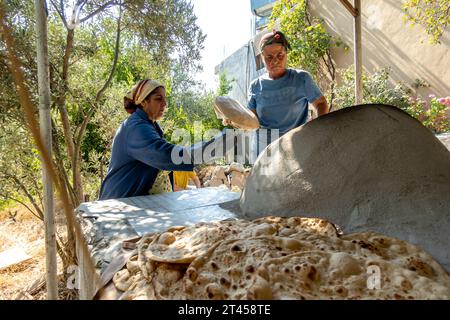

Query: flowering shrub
[424,96,450,132]
[332,67,411,110]
[332,67,450,133]
[405,96,428,122]
[405,95,450,132]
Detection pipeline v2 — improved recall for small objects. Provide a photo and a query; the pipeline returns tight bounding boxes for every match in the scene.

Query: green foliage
[81,122,109,173]
[161,65,227,145]
[160,70,229,146]
[122,0,206,73]
[425,98,450,132]
[0,0,207,208]
[0,122,43,208]
[216,72,234,96]
[162,86,224,146]
[333,67,411,110]
[406,96,450,133]
[268,0,334,76]
[0,199,16,211]
[332,66,450,133]
[402,0,450,44]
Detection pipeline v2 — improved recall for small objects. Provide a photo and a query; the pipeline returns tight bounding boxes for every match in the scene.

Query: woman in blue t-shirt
[247,30,329,154]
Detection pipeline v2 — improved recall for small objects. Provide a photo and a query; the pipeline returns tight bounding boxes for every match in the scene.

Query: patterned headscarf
[124,79,164,113]
[259,30,291,52]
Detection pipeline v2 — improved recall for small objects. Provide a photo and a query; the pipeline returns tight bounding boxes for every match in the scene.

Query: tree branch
[98,138,113,198]
[62,29,74,82]
[51,118,78,207]
[57,27,82,201]
[49,0,67,28]
[3,174,44,219]
[60,0,65,21]
[75,5,122,160]
[96,5,122,104]
[79,0,117,24]
[55,237,70,269]
[0,193,43,221]
[30,172,44,209]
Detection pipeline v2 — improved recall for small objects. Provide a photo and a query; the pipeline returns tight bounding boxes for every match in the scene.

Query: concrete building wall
[310,0,450,98]
[215,43,265,106]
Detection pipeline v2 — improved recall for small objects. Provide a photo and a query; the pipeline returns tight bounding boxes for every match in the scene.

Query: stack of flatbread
[109,217,450,300]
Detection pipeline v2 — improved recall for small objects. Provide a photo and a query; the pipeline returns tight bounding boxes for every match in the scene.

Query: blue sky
[192,0,253,90]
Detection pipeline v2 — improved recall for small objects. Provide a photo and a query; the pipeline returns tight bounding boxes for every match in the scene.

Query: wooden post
[339,0,363,104]
[339,0,357,17]
[353,0,363,104]
[34,0,58,300]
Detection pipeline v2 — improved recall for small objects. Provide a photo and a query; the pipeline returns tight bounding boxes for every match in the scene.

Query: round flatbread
[260,244,450,300]
[251,216,339,238]
[107,217,450,300]
[144,220,253,263]
[183,230,450,300]
[183,236,314,300]
[214,96,260,130]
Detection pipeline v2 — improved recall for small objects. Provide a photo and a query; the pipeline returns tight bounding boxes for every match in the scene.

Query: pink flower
[429,94,436,99]
[438,97,446,104]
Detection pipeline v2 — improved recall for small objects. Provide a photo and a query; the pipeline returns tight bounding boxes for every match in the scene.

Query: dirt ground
[0,166,236,301]
[0,205,75,300]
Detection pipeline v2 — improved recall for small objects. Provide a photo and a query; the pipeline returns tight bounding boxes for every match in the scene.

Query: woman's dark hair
[124,97,139,114]
[260,30,291,51]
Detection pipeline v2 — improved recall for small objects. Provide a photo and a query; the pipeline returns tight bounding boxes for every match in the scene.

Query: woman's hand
[222,118,236,127]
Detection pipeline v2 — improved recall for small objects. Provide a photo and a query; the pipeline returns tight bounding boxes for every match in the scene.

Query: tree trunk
[57,28,84,204]
[51,118,78,207]
[35,0,58,299]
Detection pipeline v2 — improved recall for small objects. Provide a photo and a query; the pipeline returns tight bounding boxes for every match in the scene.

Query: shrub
[421,96,450,133]
[332,67,450,133]
[332,67,411,110]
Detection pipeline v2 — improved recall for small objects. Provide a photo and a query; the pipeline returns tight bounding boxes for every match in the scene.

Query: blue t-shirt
[247,69,323,135]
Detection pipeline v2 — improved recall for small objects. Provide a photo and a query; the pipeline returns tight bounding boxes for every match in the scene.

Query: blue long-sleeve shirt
[99,108,197,200]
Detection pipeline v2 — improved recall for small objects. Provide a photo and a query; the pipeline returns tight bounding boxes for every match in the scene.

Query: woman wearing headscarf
[99,79,225,200]
[247,30,329,154]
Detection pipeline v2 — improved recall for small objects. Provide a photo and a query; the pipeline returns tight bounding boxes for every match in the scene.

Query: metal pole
[34,0,58,300]
[354,0,363,104]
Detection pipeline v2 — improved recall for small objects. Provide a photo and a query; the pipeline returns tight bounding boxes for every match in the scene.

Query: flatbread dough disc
[214,96,260,130]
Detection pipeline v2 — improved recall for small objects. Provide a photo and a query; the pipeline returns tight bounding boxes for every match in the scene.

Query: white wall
[310,0,450,98]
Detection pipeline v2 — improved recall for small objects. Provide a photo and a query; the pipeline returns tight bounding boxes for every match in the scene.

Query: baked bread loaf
[214,96,260,130]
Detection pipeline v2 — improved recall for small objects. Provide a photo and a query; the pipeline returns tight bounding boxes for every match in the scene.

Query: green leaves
[332,66,449,133]
[268,0,332,77]
[217,72,234,97]
[423,97,450,132]
[402,0,450,44]
[122,0,205,74]
[0,0,207,204]
[333,67,411,110]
